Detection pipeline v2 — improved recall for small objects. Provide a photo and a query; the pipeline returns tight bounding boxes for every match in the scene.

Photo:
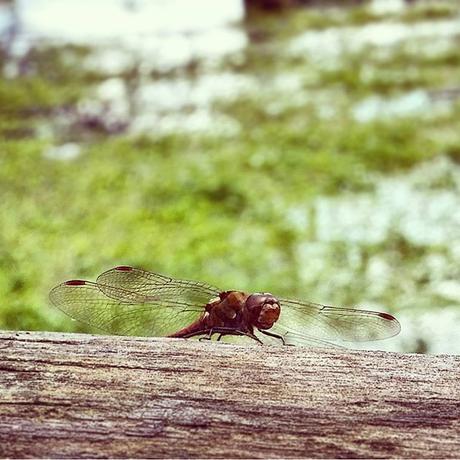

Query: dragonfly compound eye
[245,293,281,330]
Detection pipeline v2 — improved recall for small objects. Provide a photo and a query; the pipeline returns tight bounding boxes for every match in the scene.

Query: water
[4,0,245,69]
[2,0,459,135]
[0,0,249,135]
[290,18,460,63]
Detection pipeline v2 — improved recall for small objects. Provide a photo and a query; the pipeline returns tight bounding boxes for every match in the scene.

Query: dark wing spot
[65,280,87,286]
[378,312,396,321]
[114,265,133,271]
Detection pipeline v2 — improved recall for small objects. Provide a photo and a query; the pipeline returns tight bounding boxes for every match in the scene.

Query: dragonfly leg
[259,329,292,346]
[180,327,263,345]
[210,328,263,345]
[216,328,263,345]
[198,329,214,342]
[183,328,221,341]
[244,331,264,345]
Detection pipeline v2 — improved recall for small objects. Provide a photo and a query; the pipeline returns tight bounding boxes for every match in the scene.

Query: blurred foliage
[1,0,460,352]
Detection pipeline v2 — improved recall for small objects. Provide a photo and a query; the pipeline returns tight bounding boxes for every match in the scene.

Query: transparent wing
[276,298,401,345]
[258,326,346,349]
[96,265,221,304]
[50,266,221,337]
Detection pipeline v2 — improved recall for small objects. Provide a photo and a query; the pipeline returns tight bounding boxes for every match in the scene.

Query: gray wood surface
[0,331,458,458]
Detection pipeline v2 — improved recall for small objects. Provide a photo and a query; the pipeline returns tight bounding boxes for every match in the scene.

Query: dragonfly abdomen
[167,315,209,338]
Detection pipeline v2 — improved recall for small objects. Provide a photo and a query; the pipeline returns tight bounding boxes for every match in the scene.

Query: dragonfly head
[245,293,280,330]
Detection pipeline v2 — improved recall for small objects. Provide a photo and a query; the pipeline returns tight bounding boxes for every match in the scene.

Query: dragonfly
[49,265,401,348]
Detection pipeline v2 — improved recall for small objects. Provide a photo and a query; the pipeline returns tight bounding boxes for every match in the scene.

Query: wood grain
[0,331,458,458]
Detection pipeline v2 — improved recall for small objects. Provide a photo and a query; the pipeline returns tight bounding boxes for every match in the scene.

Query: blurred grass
[1,0,460,348]
[244,0,459,39]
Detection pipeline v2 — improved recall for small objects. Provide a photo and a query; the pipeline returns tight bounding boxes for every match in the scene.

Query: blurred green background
[1,0,459,353]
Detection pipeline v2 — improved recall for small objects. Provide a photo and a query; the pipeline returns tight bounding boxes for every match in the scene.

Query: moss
[402,1,459,22]
[0,77,81,115]
[243,4,384,42]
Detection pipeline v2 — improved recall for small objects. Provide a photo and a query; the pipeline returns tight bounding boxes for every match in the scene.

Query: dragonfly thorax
[204,291,248,329]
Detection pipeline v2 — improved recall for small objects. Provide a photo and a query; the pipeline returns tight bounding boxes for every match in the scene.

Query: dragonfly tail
[167,316,207,338]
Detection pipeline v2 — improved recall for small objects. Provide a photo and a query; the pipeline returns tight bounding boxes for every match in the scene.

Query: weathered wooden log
[0,331,458,458]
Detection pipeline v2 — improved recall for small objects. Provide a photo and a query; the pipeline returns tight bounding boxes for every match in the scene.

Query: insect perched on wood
[50,266,401,347]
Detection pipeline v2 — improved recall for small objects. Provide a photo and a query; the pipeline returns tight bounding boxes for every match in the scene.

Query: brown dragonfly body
[50,265,400,347]
[169,291,281,343]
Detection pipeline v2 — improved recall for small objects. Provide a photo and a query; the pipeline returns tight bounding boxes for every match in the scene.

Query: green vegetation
[243,0,459,40]
[1,1,460,351]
